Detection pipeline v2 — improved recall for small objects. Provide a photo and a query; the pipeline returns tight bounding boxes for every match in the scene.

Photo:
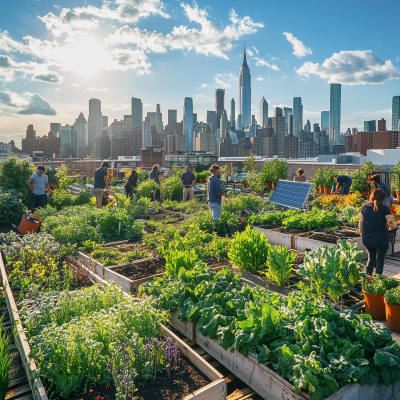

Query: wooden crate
[0,255,48,400]
[169,310,400,400]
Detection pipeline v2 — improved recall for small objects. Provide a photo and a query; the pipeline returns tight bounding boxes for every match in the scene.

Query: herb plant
[228,226,270,273]
[385,286,400,306]
[362,275,398,295]
[264,245,296,287]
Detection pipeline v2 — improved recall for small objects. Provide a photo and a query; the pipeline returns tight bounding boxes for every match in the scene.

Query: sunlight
[63,37,109,76]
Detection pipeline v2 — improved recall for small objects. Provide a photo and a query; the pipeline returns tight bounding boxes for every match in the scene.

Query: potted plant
[323,167,336,195]
[362,275,398,320]
[350,170,369,196]
[313,168,325,193]
[385,285,400,333]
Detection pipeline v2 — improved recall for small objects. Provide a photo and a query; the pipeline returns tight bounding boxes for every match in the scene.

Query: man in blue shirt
[94,162,112,208]
[207,164,228,222]
[334,174,352,195]
[180,165,196,201]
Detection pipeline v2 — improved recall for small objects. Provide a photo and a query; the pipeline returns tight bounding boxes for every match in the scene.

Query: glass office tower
[183,97,194,151]
[329,83,341,141]
[392,96,400,131]
[293,97,303,138]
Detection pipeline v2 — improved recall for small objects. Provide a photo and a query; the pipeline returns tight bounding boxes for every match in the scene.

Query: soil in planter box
[56,355,211,400]
[325,282,364,309]
[275,227,310,234]
[304,228,360,244]
[289,251,305,267]
[113,260,165,280]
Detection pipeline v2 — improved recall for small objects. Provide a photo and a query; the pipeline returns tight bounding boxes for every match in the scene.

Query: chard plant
[264,245,296,287]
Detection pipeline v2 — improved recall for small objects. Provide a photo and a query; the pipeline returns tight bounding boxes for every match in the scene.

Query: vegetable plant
[363,275,399,295]
[165,248,200,277]
[0,313,16,400]
[0,190,25,225]
[282,210,338,230]
[228,226,270,273]
[385,286,400,306]
[264,245,296,287]
[137,180,159,199]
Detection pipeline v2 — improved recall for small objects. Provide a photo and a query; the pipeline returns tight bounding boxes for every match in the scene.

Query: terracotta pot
[391,191,396,197]
[266,182,273,188]
[362,289,386,320]
[200,178,205,183]
[397,192,400,203]
[385,299,400,333]
[361,191,369,197]
[319,185,324,193]
[324,187,332,195]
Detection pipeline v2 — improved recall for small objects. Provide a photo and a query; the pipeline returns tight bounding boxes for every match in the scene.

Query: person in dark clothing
[149,165,160,202]
[125,169,138,199]
[293,168,306,182]
[359,188,397,275]
[94,162,112,208]
[368,174,393,208]
[334,174,352,195]
[207,164,228,222]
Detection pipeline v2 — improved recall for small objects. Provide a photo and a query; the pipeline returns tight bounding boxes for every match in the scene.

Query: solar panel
[269,180,314,209]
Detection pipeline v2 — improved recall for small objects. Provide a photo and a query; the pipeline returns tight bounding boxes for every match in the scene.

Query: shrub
[161,175,183,202]
[0,190,25,224]
[137,180,159,199]
[49,189,72,210]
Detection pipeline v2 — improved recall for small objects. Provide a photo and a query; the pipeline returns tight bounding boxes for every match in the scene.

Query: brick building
[346,130,399,156]
[21,125,61,156]
[141,146,165,167]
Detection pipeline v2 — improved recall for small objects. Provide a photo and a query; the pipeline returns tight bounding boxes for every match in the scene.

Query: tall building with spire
[259,97,268,127]
[239,44,251,129]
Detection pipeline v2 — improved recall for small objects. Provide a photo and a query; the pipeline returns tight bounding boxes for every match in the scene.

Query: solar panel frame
[269,180,314,209]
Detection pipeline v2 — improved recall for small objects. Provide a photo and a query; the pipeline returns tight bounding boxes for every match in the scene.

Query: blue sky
[1,0,400,143]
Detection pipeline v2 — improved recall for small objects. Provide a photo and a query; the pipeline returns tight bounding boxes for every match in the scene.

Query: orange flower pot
[319,185,324,193]
[266,182,273,188]
[385,299,400,333]
[324,187,332,195]
[361,191,369,197]
[363,289,386,320]
[397,192,400,203]
[200,178,205,183]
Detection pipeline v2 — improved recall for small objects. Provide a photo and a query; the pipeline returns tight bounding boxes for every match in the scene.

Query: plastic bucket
[18,214,42,235]
[385,299,400,333]
[362,289,386,320]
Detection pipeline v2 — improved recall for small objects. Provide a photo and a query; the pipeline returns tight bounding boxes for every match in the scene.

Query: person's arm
[386,214,397,230]
[180,179,185,187]
[358,212,364,235]
[191,179,195,187]
[103,174,112,192]
[46,183,51,195]
[28,177,34,192]
[215,179,228,198]
[335,182,340,194]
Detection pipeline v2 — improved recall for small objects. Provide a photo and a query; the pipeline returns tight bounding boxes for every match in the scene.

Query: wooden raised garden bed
[252,226,297,248]
[169,309,400,400]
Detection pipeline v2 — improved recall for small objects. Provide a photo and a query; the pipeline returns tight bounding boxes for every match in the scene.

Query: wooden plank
[170,310,197,342]
[182,378,226,400]
[8,375,28,389]
[227,388,255,400]
[0,254,48,400]
[13,395,34,400]
[225,374,238,383]
[5,384,31,400]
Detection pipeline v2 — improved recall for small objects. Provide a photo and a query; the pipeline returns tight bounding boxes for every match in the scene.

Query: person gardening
[207,164,228,222]
[125,169,138,199]
[94,162,112,208]
[180,165,196,201]
[149,165,160,202]
[28,165,51,212]
[334,174,352,195]
[359,188,397,275]
[293,168,306,182]
[368,174,393,208]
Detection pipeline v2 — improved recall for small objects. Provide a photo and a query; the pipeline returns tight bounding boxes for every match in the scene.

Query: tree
[243,153,258,176]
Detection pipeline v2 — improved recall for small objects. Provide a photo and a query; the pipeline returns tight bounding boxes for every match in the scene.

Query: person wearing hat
[334,174,352,195]
[28,165,51,212]
[180,165,196,201]
[94,162,112,208]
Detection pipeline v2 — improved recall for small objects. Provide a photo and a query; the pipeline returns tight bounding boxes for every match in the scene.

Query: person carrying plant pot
[368,174,393,208]
[207,164,228,222]
[125,169,138,199]
[359,188,397,275]
[94,162,112,209]
[149,165,160,202]
[180,165,196,202]
[28,165,51,212]
[334,174,352,195]
[293,168,306,182]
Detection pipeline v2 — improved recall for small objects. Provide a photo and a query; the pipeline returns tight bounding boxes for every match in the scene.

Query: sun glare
[63,37,109,76]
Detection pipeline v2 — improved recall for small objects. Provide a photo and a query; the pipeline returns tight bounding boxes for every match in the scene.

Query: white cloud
[397,56,400,62]
[201,83,209,87]
[215,73,236,88]
[252,46,259,55]
[17,93,56,115]
[296,50,400,85]
[107,3,264,59]
[34,71,63,83]
[256,77,264,81]
[283,32,312,58]
[71,82,80,87]
[86,87,108,92]
[247,49,253,56]
[253,57,279,71]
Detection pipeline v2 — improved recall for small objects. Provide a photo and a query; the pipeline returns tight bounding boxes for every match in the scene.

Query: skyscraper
[239,45,251,129]
[168,110,177,125]
[237,114,243,131]
[88,98,102,150]
[131,97,143,129]
[392,96,400,131]
[183,97,193,151]
[329,83,341,142]
[284,107,292,135]
[220,112,229,137]
[273,107,286,157]
[142,117,152,148]
[304,120,311,132]
[364,120,376,132]
[207,111,217,133]
[215,89,225,129]
[102,116,108,129]
[74,112,88,156]
[321,111,329,132]
[50,123,61,137]
[293,97,303,138]
[147,112,156,127]
[156,104,163,134]
[259,97,268,127]
[230,99,235,129]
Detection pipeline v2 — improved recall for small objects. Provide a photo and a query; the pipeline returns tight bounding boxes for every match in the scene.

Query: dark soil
[275,227,310,234]
[258,224,281,229]
[289,251,305,267]
[303,228,360,244]
[55,355,211,400]
[113,259,165,280]
[326,282,364,309]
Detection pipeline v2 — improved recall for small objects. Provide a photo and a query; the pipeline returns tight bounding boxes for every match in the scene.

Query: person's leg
[341,183,351,195]
[95,188,103,208]
[152,189,156,202]
[365,246,377,275]
[28,194,37,211]
[36,194,48,209]
[208,202,217,222]
[183,187,188,201]
[375,247,387,275]
[189,187,194,200]
[214,202,222,221]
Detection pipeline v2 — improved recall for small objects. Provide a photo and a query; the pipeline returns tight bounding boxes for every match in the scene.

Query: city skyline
[1,0,400,142]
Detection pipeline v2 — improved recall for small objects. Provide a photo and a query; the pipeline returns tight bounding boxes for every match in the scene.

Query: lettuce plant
[264,245,296,287]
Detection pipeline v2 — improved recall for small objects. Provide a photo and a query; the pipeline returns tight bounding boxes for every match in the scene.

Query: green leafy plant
[228,226,270,273]
[49,189,72,210]
[282,210,338,230]
[137,180,159,199]
[161,174,184,202]
[264,246,296,287]
[0,190,25,224]
[385,286,400,306]
[0,313,16,400]
[165,248,201,277]
[362,275,399,295]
